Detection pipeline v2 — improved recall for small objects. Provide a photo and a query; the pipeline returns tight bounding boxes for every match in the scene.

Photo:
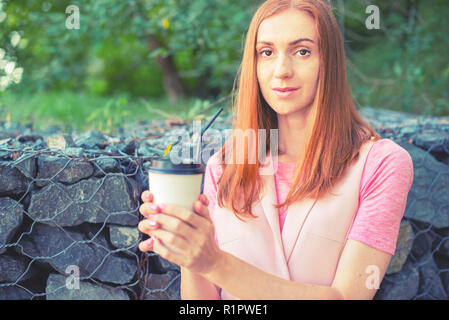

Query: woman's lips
[272,87,299,99]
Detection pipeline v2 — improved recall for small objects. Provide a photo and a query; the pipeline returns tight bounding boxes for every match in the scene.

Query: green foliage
[0,0,448,120]
[1,0,256,98]
[0,90,138,133]
[343,0,449,116]
[179,99,212,121]
[85,97,131,133]
[0,90,232,134]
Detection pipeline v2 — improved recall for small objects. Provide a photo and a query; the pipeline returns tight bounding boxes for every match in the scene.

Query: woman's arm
[180,267,220,300]
[139,201,392,300]
[202,238,391,300]
[203,250,342,300]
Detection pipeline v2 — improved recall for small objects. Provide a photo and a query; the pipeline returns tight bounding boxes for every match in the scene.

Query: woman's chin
[271,105,310,116]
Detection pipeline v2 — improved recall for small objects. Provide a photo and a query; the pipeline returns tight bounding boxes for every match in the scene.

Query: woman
[138,0,414,300]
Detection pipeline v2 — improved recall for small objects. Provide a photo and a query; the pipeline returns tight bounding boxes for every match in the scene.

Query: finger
[151,228,190,252]
[138,218,160,234]
[139,202,161,218]
[151,213,195,240]
[158,203,204,229]
[138,237,154,252]
[193,200,211,222]
[198,194,209,206]
[152,236,188,267]
[141,191,153,203]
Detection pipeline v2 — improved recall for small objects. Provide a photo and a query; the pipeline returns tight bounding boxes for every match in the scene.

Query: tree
[3,0,257,101]
[0,0,24,92]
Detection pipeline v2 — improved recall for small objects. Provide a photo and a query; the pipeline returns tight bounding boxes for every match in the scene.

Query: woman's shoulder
[363,138,414,187]
[368,138,413,164]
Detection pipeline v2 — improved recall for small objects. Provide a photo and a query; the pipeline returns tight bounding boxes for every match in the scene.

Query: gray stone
[138,145,155,157]
[400,125,419,137]
[149,255,180,274]
[17,134,44,144]
[0,285,33,300]
[0,197,24,254]
[35,155,94,187]
[0,254,33,283]
[46,273,129,300]
[109,225,140,250]
[92,158,121,177]
[63,147,85,157]
[28,175,138,227]
[433,150,449,166]
[0,161,31,196]
[375,259,419,300]
[414,129,449,153]
[387,220,414,274]
[0,150,10,160]
[12,154,37,180]
[143,270,181,300]
[62,133,76,148]
[120,140,136,155]
[398,141,449,228]
[434,255,449,297]
[17,223,138,285]
[0,137,12,146]
[438,232,449,259]
[416,254,447,299]
[411,228,435,260]
[74,130,107,149]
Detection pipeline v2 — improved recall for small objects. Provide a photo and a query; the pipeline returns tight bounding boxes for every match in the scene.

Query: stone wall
[0,107,449,299]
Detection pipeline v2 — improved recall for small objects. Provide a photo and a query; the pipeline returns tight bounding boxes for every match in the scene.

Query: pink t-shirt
[203,138,414,256]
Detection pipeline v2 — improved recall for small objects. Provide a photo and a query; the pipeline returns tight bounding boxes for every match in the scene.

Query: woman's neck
[276,109,312,162]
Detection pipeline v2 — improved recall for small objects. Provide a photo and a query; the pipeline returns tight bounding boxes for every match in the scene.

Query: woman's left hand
[138,194,222,276]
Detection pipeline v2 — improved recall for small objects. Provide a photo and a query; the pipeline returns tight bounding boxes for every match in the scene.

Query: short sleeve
[347,139,414,255]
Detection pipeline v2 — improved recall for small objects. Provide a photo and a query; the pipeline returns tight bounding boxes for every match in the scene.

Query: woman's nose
[274,54,293,79]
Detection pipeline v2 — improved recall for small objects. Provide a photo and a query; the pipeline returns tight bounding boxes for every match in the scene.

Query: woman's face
[256,9,320,116]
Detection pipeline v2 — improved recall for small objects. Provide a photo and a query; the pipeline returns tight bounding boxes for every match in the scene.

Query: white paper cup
[148,158,205,252]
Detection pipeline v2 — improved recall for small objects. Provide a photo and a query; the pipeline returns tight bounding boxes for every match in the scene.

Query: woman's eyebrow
[256,38,315,46]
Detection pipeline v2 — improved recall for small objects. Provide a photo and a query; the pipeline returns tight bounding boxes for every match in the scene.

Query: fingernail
[148,220,160,228]
[144,237,154,248]
[158,203,166,211]
[150,204,159,212]
[151,235,157,241]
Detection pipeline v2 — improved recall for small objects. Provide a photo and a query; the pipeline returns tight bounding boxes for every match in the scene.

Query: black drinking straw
[194,107,224,163]
[201,107,223,137]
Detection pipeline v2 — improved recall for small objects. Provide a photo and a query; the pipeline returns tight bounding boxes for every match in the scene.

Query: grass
[0,90,229,135]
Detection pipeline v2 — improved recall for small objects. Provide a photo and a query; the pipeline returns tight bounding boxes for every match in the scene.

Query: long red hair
[216,0,381,220]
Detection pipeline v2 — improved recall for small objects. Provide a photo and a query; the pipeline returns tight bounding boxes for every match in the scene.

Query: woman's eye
[297,49,311,56]
[260,49,273,57]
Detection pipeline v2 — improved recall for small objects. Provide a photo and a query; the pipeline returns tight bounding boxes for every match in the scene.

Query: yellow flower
[162,17,170,30]
[163,142,173,157]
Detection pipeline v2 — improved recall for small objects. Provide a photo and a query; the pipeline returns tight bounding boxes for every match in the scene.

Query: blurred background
[0,0,448,135]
